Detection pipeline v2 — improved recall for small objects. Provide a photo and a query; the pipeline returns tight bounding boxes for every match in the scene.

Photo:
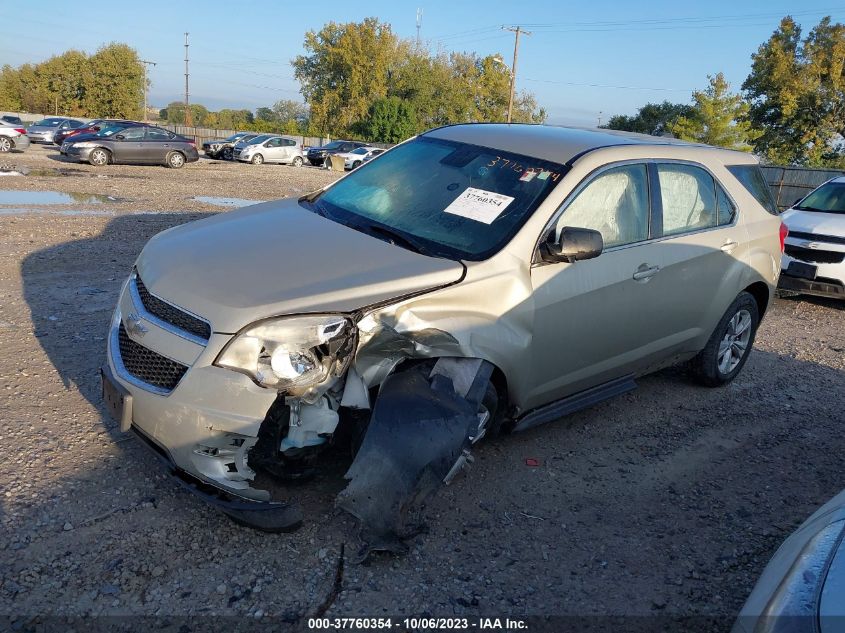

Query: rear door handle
[721,240,738,253]
[633,265,660,281]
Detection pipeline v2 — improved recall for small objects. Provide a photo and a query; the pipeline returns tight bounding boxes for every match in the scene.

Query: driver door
[526,162,669,408]
[111,126,147,163]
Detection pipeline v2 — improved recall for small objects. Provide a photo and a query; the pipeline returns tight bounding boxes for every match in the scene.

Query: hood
[136,199,465,333]
[783,208,845,236]
[64,132,101,143]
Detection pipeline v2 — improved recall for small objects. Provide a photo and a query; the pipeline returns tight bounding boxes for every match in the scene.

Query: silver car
[26,117,84,144]
[0,121,30,152]
[779,176,845,300]
[102,124,783,552]
[734,487,845,632]
[236,134,305,166]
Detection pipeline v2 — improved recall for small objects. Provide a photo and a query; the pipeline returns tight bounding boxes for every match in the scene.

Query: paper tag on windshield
[443,187,514,224]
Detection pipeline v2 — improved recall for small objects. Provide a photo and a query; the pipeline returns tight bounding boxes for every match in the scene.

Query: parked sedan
[235,135,304,166]
[338,146,385,170]
[27,117,85,144]
[734,487,845,632]
[779,176,845,300]
[0,121,30,153]
[306,139,367,166]
[54,119,141,147]
[64,125,198,168]
[202,132,255,160]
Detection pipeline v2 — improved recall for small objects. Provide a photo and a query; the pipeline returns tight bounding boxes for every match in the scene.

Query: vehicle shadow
[777,291,845,311]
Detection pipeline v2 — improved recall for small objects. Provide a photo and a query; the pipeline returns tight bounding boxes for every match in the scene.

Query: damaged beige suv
[102,124,784,555]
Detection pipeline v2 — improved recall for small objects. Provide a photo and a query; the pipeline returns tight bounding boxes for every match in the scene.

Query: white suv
[779,176,845,300]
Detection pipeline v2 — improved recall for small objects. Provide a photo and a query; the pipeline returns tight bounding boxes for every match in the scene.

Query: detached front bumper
[104,274,279,501]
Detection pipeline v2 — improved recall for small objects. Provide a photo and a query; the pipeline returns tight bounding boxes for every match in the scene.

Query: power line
[522,77,695,92]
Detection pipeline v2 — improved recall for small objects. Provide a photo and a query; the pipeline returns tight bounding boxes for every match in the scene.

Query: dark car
[306,139,367,166]
[202,132,256,160]
[55,119,142,148]
[1,115,23,126]
[64,125,199,168]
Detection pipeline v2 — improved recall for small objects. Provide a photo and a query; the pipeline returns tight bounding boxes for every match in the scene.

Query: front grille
[118,322,188,391]
[134,274,211,340]
[785,244,845,264]
[788,230,845,246]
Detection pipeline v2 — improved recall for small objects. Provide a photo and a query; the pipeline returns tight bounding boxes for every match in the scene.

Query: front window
[794,181,845,215]
[303,136,565,260]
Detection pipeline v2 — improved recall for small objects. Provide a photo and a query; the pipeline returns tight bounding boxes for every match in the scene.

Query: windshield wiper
[357,223,434,257]
[794,205,829,212]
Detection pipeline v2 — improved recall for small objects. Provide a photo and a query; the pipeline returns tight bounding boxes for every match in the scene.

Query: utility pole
[416,8,423,46]
[502,26,531,124]
[140,59,157,122]
[597,111,603,127]
[184,32,191,126]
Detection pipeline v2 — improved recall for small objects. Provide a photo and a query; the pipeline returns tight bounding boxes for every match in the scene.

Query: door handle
[720,239,738,253]
[632,265,660,281]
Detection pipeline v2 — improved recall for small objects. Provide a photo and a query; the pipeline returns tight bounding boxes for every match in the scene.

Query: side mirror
[114,134,125,140]
[541,227,604,263]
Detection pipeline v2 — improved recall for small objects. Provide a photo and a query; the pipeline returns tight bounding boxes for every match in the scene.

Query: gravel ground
[1,144,844,630]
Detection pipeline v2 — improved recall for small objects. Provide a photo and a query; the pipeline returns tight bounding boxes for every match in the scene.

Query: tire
[89,148,110,166]
[0,137,11,153]
[166,151,186,169]
[691,292,759,387]
[292,156,303,167]
[251,153,264,165]
[222,147,233,161]
[352,160,362,169]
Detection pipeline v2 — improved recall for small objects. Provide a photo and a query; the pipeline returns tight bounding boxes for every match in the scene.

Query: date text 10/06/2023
[307,617,529,630]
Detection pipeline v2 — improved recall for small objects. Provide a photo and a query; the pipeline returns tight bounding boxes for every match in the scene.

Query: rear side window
[716,183,736,225]
[657,164,717,235]
[727,165,779,215]
[146,128,174,140]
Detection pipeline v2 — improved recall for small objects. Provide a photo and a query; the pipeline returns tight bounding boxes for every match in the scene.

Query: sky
[2,0,844,126]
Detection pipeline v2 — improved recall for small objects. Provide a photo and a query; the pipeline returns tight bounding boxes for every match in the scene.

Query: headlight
[214,315,355,395]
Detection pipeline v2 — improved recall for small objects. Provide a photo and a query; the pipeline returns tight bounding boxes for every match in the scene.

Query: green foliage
[669,73,760,151]
[358,97,417,143]
[0,43,144,118]
[292,18,546,140]
[602,101,694,135]
[744,16,845,166]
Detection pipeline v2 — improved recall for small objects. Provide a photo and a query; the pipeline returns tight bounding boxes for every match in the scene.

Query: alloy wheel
[0,137,11,152]
[717,309,752,374]
[90,149,108,166]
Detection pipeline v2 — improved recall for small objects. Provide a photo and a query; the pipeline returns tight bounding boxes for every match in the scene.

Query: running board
[512,374,637,433]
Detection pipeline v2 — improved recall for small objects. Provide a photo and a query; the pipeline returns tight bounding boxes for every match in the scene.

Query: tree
[83,43,144,118]
[358,96,417,142]
[271,99,309,124]
[744,16,845,165]
[602,101,694,135]
[669,73,760,151]
[163,102,211,126]
[293,18,400,136]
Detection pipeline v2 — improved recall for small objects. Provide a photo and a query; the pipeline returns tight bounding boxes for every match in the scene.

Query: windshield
[351,147,370,155]
[322,141,344,150]
[795,182,845,214]
[35,119,64,127]
[246,134,272,145]
[303,136,566,260]
[224,133,247,142]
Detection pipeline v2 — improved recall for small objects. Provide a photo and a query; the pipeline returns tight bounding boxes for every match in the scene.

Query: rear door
[143,127,177,163]
[647,161,748,351]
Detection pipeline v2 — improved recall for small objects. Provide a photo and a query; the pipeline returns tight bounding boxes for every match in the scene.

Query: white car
[0,121,30,152]
[336,146,384,170]
[779,176,845,300]
[235,134,304,166]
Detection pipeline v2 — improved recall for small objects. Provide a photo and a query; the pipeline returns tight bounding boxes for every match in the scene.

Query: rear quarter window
[727,165,779,215]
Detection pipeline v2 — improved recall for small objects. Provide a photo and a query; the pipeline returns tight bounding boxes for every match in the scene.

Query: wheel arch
[742,281,772,320]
